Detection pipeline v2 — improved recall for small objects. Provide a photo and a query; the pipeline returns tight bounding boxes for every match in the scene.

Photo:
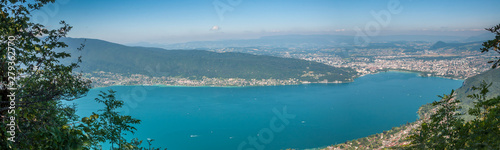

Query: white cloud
[210,25,221,31]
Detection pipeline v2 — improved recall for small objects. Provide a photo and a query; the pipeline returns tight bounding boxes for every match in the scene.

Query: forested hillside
[59,38,357,82]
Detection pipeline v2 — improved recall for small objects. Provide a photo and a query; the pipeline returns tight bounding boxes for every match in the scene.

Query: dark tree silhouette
[481,24,500,68]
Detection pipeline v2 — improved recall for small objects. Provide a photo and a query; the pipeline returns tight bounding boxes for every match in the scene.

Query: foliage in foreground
[79,90,141,149]
[404,23,500,149]
[1,0,91,149]
[0,0,165,149]
[78,90,166,150]
[405,81,500,149]
[324,24,500,150]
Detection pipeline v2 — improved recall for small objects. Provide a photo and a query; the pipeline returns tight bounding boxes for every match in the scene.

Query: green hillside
[58,38,356,82]
[454,68,500,120]
[417,68,500,120]
[322,68,500,150]
[430,41,483,53]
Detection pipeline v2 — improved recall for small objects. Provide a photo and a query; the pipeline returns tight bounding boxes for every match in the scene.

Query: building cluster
[85,71,300,88]
[88,42,494,87]
[292,53,491,79]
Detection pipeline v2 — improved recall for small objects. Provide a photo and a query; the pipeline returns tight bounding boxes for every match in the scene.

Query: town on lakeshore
[86,42,491,88]
[4,0,500,150]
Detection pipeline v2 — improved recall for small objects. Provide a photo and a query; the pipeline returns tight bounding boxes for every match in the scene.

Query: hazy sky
[33,0,500,44]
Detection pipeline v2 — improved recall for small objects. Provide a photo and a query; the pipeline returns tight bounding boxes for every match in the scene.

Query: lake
[69,71,463,150]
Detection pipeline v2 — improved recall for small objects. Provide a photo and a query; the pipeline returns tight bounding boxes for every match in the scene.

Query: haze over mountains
[56,32,496,84]
[57,34,499,150]
[127,33,496,49]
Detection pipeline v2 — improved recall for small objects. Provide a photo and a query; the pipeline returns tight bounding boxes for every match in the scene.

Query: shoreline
[306,71,466,150]
[89,71,463,89]
[86,71,466,150]
[360,70,465,81]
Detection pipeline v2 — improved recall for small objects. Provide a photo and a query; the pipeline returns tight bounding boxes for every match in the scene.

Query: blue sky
[32,0,500,44]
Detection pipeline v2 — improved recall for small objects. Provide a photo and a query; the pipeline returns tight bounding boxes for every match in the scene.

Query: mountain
[163,35,354,49]
[124,42,170,48]
[368,35,465,42]
[162,35,466,49]
[454,68,500,120]
[429,41,483,53]
[320,68,500,150]
[430,41,451,49]
[58,38,357,82]
[464,32,496,42]
[430,41,479,49]
[417,68,500,120]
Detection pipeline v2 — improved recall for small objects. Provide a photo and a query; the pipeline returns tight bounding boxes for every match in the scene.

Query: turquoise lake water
[70,72,463,150]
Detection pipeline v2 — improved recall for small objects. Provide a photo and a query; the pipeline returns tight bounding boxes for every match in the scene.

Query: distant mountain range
[426,32,495,53]
[155,34,485,49]
[464,32,497,42]
[58,38,357,82]
[430,41,483,52]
